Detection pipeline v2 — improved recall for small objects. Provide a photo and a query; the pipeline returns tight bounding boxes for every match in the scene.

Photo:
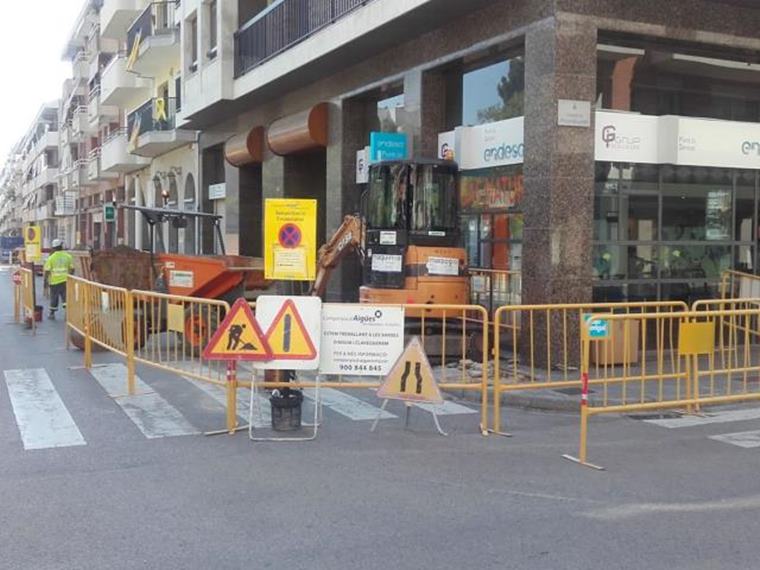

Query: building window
[189,15,198,72]
[208,0,218,59]
[376,93,404,133]
[462,56,524,126]
[593,163,758,304]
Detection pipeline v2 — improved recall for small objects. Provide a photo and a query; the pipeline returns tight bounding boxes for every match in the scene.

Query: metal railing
[234,0,375,77]
[469,268,521,314]
[127,1,178,54]
[127,98,178,139]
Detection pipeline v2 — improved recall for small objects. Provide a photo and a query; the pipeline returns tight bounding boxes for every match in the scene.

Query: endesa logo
[483,142,524,163]
[741,141,760,156]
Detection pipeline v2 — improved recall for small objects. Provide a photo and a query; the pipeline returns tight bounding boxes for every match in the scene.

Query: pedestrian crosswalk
[643,408,760,449]
[0,364,479,452]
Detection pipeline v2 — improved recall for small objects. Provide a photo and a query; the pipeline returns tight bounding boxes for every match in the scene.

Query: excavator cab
[360,159,468,305]
[310,158,468,306]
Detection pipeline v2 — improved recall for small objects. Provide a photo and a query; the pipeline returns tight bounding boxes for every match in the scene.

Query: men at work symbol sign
[203,299,273,361]
[377,337,443,405]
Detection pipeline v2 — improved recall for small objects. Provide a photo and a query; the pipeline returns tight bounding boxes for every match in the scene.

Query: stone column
[522,14,597,367]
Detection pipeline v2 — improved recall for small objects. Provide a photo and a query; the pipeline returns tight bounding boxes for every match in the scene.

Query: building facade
[169,0,760,305]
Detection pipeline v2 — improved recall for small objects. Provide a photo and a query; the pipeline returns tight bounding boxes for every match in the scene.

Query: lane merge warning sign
[376,337,443,405]
[203,299,273,361]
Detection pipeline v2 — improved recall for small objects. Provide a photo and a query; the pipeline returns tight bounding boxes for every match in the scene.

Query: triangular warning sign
[264,299,317,360]
[377,337,443,404]
[203,298,273,361]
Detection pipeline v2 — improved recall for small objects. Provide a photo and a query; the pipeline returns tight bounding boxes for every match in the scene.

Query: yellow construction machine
[311,159,469,307]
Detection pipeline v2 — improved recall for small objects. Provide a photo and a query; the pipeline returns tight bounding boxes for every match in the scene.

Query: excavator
[310,158,469,311]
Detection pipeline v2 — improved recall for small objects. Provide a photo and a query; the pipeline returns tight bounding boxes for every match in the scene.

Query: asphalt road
[2,266,760,569]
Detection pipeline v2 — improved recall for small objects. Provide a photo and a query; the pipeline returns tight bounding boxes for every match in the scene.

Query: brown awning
[224,126,265,167]
[267,103,328,156]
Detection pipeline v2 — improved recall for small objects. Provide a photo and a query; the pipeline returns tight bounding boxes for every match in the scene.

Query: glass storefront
[593,163,758,303]
[460,165,523,271]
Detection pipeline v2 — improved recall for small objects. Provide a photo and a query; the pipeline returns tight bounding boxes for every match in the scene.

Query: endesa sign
[438,116,524,171]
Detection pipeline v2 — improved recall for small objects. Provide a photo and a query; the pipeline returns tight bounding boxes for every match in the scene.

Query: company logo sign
[353,310,384,325]
[600,124,642,151]
[483,142,524,163]
[741,141,760,156]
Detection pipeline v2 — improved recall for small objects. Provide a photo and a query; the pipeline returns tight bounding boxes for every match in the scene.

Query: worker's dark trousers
[49,283,66,313]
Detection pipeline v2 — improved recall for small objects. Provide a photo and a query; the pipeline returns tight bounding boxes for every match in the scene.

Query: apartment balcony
[87,149,119,182]
[69,160,95,190]
[101,128,151,173]
[71,106,97,137]
[126,2,180,77]
[88,87,120,126]
[33,168,59,191]
[36,201,56,221]
[234,0,375,78]
[31,131,59,159]
[101,53,151,107]
[55,192,78,217]
[72,50,91,79]
[101,0,143,40]
[126,98,194,158]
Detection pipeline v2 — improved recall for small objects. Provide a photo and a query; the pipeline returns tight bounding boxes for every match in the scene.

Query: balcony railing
[127,97,178,139]
[127,2,178,55]
[234,0,374,78]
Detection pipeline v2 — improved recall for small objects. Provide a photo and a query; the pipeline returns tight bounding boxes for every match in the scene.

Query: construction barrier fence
[66,276,490,435]
[491,300,688,433]
[18,267,35,333]
[242,303,491,433]
[568,306,760,467]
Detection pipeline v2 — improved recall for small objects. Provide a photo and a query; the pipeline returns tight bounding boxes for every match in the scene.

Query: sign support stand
[370,400,448,437]
[248,369,323,442]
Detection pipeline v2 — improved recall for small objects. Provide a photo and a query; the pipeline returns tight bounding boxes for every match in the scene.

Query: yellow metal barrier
[719,269,760,300]
[492,301,688,434]
[131,289,233,429]
[11,266,21,323]
[19,267,35,333]
[569,307,760,468]
[242,303,491,434]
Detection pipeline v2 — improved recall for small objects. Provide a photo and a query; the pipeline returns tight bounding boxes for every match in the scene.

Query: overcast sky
[0,0,83,160]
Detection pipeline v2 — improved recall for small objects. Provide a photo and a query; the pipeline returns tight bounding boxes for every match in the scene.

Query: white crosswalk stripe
[644,408,760,429]
[1,361,479,452]
[4,368,86,450]
[303,388,397,421]
[709,430,760,449]
[90,364,198,439]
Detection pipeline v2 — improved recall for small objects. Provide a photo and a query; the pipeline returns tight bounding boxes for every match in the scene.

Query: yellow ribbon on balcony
[128,115,141,152]
[154,98,168,123]
[126,29,142,72]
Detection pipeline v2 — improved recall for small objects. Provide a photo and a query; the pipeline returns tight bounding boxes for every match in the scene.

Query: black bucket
[270,390,304,432]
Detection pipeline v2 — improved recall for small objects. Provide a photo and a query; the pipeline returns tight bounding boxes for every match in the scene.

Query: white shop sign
[355,147,369,184]
[594,111,661,164]
[595,111,760,169]
[319,304,405,376]
[457,116,524,170]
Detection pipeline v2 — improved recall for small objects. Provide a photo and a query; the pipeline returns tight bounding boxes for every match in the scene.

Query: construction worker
[43,239,74,320]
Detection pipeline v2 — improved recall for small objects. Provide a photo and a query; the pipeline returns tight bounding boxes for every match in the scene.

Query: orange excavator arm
[310,215,364,298]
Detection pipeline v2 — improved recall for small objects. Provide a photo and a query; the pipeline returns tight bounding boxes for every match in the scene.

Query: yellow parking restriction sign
[264,199,317,281]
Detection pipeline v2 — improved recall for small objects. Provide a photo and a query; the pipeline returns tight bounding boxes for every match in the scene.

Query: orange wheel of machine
[183,308,219,353]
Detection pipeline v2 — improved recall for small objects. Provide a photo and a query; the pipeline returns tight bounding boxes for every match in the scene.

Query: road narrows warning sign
[203,298,273,361]
[376,337,443,405]
[264,299,317,360]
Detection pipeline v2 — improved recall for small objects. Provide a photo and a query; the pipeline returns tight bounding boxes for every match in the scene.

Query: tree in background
[477,58,525,124]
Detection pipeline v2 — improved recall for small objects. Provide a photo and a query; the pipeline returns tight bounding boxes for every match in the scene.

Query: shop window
[462,56,524,126]
[376,93,404,133]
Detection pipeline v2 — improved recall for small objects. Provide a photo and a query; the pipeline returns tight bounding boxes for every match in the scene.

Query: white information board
[319,304,405,376]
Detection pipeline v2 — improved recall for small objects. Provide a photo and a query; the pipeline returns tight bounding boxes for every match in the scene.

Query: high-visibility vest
[44,251,74,286]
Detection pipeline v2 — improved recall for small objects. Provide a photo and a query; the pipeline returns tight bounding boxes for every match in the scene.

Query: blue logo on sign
[369,132,408,162]
[583,314,609,339]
